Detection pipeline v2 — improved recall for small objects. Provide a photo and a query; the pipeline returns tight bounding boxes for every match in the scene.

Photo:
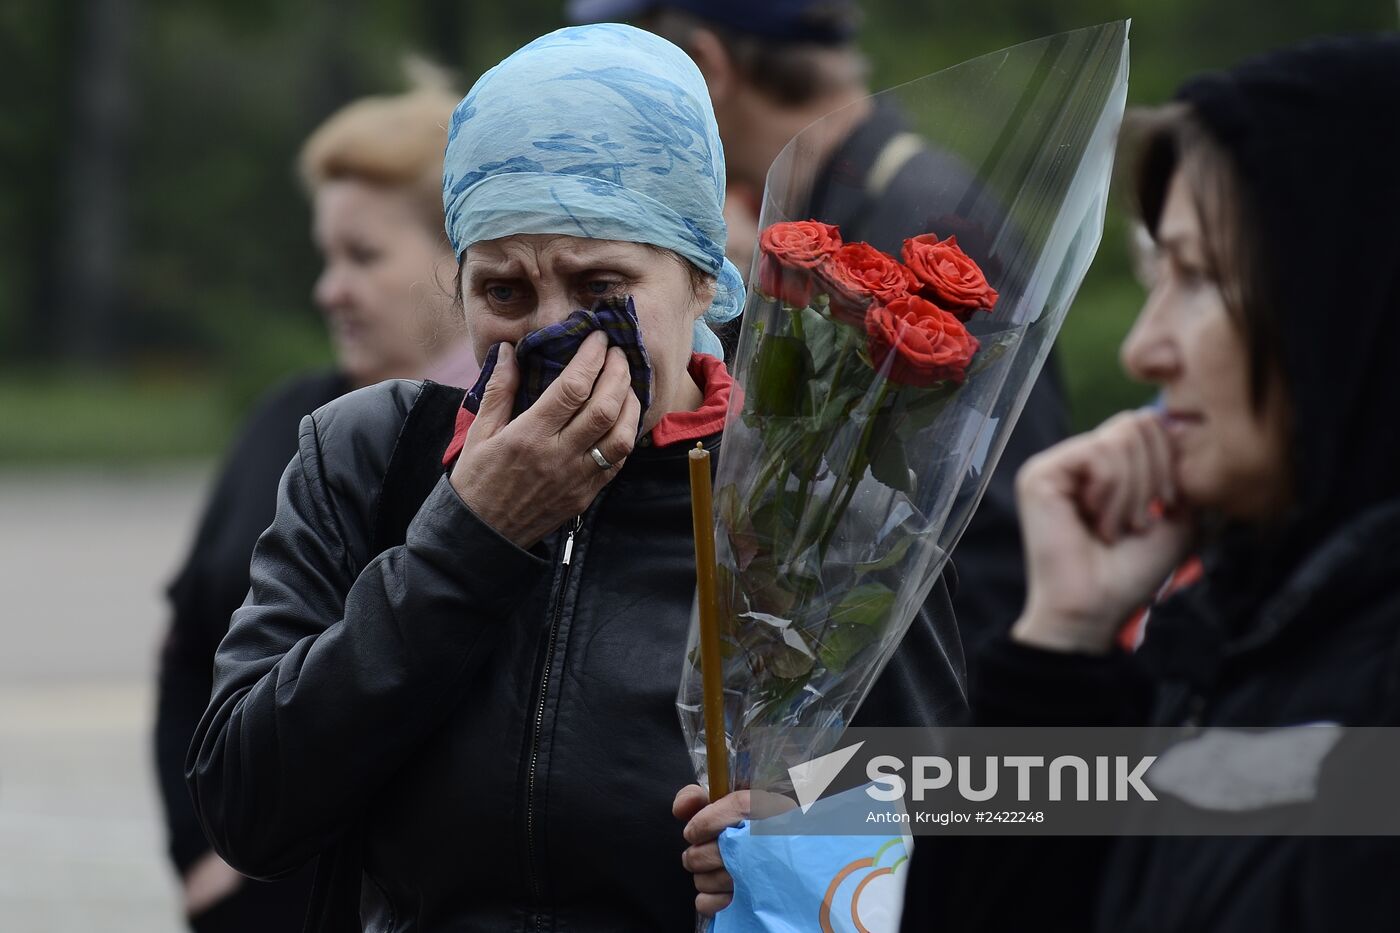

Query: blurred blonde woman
[154,66,473,933]
[302,60,476,389]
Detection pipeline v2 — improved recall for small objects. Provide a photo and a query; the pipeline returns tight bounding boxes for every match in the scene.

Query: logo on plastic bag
[819,836,910,933]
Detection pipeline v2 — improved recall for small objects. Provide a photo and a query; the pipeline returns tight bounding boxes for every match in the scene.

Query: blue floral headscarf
[442,23,745,357]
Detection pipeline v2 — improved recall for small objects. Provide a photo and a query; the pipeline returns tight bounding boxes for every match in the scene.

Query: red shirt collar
[443,353,733,468]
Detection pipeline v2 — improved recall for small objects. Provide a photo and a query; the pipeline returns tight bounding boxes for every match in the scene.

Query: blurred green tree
[0,0,1393,454]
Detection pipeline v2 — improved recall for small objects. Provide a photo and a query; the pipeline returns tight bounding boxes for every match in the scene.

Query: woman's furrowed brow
[467,247,643,281]
[551,251,645,275]
[465,260,524,282]
[548,240,652,270]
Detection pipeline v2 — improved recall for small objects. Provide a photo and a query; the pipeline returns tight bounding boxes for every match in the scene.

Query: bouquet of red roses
[747,218,1003,610]
[678,22,1131,800]
[687,222,1013,779]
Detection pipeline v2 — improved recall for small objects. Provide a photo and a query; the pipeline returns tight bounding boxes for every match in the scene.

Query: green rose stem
[748,317,867,564]
[800,377,894,664]
[820,321,861,408]
[771,325,885,571]
[789,301,806,341]
[741,302,827,521]
[730,295,897,703]
[815,377,893,563]
[784,304,808,515]
[791,322,863,527]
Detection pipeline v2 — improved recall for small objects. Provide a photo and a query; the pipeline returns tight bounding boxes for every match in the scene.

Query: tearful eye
[583,279,619,297]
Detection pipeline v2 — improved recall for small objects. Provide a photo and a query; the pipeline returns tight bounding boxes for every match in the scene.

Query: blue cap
[566,0,860,44]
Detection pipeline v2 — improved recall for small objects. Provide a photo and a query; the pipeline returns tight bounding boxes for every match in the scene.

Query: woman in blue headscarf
[187,24,965,932]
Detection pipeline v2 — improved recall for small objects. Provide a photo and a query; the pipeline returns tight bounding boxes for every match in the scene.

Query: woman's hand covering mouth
[465,295,653,431]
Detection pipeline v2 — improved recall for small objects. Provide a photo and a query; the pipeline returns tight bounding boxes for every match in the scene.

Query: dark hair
[1128,103,1282,414]
[642,9,867,107]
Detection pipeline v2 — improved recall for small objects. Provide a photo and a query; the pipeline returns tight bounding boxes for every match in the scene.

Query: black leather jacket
[188,379,967,932]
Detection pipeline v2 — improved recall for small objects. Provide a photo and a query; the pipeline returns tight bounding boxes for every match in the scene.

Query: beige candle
[688,442,730,800]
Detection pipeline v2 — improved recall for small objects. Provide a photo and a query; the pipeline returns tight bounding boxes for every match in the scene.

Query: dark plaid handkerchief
[465,296,653,425]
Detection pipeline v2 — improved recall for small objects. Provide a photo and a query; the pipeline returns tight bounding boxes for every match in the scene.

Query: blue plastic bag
[712,786,911,933]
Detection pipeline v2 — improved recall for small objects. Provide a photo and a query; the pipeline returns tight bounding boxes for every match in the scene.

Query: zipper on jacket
[526,514,582,929]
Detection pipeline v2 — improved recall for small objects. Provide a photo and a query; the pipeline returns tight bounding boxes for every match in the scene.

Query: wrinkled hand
[674,784,750,917]
[449,331,641,549]
[1012,410,1195,654]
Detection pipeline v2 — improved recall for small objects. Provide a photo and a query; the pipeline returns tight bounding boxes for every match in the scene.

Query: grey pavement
[1,467,210,932]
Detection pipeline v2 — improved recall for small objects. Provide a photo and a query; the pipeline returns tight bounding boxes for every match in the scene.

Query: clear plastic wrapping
[678,23,1131,793]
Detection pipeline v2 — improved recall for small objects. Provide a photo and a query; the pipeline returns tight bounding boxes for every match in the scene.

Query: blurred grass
[0,370,236,464]
[0,304,331,464]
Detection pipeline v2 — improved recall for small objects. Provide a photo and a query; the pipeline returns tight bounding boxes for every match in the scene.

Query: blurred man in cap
[569,0,870,267]
[569,0,1071,658]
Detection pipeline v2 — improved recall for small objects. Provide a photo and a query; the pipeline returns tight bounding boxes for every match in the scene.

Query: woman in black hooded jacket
[893,34,1400,933]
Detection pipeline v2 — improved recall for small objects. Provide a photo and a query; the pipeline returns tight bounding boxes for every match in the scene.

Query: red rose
[901,234,998,320]
[817,242,917,327]
[758,220,842,307]
[866,294,980,386]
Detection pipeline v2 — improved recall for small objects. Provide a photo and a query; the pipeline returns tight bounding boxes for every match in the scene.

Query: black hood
[1173,35,1400,624]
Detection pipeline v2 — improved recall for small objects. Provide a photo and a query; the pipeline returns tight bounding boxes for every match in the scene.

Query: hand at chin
[1013,411,1197,653]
